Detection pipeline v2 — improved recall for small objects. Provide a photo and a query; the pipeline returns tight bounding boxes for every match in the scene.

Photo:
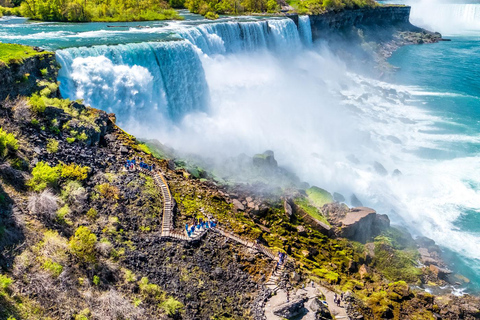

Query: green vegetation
[306,186,333,207]
[185,0,279,17]
[0,43,48,66]
[373,230,422,283]
[292,0,378,14]
[16,0,181,21]
[0,127,19,158]
[28,161,60,191]
[160,296,184,317]
[46,138,59,153]
[42,259,63,277]
[294,197,330,226]
[69,226,97,263]
[27,161,90,191]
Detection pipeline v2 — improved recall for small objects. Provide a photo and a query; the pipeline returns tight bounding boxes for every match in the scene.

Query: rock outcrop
[273,297,307,319]
[0,52,59,101]
[329,206,390,243]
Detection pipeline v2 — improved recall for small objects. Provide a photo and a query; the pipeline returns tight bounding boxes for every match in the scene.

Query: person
[341,292,344,301]
[286,290,290,302]
[185,223,189,231]
[334,293,337,304]
[311,280,314,288]
[337,298,340,307]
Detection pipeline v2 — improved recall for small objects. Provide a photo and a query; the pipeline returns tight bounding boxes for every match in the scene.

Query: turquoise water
[389,36,480,292]
[1,7,480,293]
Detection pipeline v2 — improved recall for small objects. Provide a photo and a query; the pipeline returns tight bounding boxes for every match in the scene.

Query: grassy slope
[0,43,49,65]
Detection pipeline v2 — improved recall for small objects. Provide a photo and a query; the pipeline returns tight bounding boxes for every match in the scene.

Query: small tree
[69,226,97,263]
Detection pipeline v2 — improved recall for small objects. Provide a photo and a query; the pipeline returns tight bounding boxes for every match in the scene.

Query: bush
[0,274,13,293]
[86,208,98,220]
[46,139,59,153]
[56,204,70,223]
[69,226,97,263]
[0,127,19,158]
[28,161,60,191]
[66,137,75,144]
[27,189,59,220]
[42,259,63,277]
[59,163,90,180]
[160,297,184,317]
[97,183,120,200]
[93,275,100,286]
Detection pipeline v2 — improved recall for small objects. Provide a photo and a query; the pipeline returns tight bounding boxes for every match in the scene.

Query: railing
[135,167,278,260]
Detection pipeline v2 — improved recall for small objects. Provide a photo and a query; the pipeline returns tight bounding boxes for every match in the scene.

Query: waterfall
[56,41,209,123]
[298,15,313,47]
[56,18,311,124]
[409,2,480,34]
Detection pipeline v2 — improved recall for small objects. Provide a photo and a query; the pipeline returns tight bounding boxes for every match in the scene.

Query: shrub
[27,189,59,220]
[46,139,59,153]
[39,230,69,264]
[86,208,98,220]
[138,277,164,300]
[93,275,100,286]
[66,137,75,144]
[0,127,19,158]
[42,259,63,277]
[56,204,70,223]
[77,131,88,142]
[124,269,136,283]
[160,297,184,317]
[59,163,90,180]
[69,226,97,263]
[40,68,48,76]
[27,161,60,191]
[97,183,120,200]
[0,274,13,293]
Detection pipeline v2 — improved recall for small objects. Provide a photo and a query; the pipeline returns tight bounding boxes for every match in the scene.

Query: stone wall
[0,52,59,101]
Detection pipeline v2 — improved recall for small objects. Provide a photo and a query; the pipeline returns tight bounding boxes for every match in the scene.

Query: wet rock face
[125,233,267,320]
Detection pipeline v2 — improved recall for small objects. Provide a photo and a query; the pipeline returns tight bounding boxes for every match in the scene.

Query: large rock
[252,150,278,169]
[337,207,390,243]
[232,199,245,211]
[273,297,307,319]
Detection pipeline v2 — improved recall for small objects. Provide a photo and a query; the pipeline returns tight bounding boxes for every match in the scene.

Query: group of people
[275,251,287,271]
[124,157,155,172]
[334,292,344,307]
[185,218,217,237]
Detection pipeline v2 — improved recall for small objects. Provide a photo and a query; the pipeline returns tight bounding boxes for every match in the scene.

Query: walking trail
[136,167,347,319]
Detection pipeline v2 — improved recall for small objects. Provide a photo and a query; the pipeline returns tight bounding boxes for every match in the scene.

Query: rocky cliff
[0,50,59,101]
[308,6,416,39]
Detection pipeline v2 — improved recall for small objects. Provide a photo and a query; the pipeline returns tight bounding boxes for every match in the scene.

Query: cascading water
[57,41,209,124]
[403,0,480,34]
[47,14,480,292]
[298,15,313,47]
[56,18,309,125]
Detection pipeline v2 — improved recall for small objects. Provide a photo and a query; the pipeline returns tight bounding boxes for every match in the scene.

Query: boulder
[284,199,293,217]
[309,298,332,319]
[253,150,278,169]
[297,225,307,236]
[273,297,307,319]
[337,207,389,243]
[232,199,245,211]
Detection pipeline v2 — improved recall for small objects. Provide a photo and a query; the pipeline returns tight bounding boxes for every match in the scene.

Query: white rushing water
[406,0,480,34]
[56,15,480,280]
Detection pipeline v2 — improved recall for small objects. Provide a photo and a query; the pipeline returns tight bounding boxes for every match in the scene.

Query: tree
[69,226,97,263]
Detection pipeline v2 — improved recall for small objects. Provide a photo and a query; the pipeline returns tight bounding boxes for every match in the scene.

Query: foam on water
[49,16,480,291]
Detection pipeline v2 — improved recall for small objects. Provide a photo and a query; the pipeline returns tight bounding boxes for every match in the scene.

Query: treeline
[173,0,377,20]
[1,0,181,21]
[178,0,280,19]
[294,0,378,15]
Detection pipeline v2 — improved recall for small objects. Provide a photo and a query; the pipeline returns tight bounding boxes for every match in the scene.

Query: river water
[1,5,479,292]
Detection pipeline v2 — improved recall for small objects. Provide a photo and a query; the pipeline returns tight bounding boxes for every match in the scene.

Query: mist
[56,17,480,287]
